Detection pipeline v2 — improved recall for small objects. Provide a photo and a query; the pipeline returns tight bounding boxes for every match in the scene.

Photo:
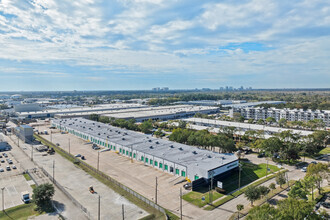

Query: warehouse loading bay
[36,122,215,219]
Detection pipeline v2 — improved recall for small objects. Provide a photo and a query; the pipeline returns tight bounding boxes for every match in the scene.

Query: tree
[236,204,244,220]
[178,120,187,129]
[266,117,276,124]
[257,119,264,125]
[247,203,279,220]
[277,198,316,219]
[269,183,276,193]
[89,114,99,121]
[288,180,308,200]
[258,186,270,198]
[244,186,261,206]
[32,183,55,212]
[306,163,329,194]
[278,118,287,127]
[275,172,286,188]
[139,119,153,134]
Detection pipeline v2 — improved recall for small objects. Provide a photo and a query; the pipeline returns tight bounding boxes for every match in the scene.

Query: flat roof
[224,101,286,108]
[184,118,314,136]
[18,104,145,116]
[52,118,237,175]
[101,105,219,120]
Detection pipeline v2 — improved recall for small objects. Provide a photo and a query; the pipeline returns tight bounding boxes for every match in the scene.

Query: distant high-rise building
[219,87,224,91]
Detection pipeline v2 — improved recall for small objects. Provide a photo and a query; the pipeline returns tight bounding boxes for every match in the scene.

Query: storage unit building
[52,118,238,186]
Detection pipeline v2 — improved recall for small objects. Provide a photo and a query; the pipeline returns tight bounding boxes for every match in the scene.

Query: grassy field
[0,203,40,220]
[182,190,224,208]
[221,162,281,193]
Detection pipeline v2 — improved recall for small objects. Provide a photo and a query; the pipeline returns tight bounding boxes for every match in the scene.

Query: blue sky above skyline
[0,0,329,91]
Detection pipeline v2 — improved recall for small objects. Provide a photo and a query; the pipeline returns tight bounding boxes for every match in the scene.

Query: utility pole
[155,177,158,204]
[210,171,214,204]
[52,160,55,183]
[50,130,52,143]
[31,144,33,161]
[180,188,183,220]
[68,138,71,154]
[98,195,101,220]
[122,204,125,220]
[238,162,242,191]
[97,151,100,171]
[266,159,269,177]
[1,187,4,212]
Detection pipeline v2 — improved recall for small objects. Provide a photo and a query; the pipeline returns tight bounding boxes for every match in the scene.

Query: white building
[52,118,238,189]
[230,107,330,126]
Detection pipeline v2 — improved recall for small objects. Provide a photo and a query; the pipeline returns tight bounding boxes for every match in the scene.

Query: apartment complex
[230,107,330,126]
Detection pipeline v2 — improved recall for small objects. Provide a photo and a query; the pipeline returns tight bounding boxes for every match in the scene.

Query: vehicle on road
[21,191,30,203]
[311,161,317,164]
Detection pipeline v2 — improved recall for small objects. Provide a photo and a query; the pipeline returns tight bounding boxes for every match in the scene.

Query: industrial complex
[51,118,238,187]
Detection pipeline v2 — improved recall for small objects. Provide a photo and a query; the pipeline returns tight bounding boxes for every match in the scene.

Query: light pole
[53,160,55,183]
[1,187,5,212]
[68,138,71,154]
[97,151,100,171]
[155,177,158,204]
[31,144,33,161]
[238,162,242,191]
[98,195,101,220]
[180,188,183,220]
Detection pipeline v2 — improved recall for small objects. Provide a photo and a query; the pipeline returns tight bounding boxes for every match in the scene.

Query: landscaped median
[204,169,287,211]
[182,161,282,209]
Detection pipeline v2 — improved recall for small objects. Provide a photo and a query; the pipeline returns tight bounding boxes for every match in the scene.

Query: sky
[0,0,330,91]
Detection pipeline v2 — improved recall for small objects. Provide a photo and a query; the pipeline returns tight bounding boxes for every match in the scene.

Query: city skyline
[0,0,330,91]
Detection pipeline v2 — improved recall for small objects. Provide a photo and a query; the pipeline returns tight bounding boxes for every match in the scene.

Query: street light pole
[68,138,70,154]
[31,144,33,161]
[238,162,242,191]
[98,195,101,220]
[1,187,4,212]
[97,151,100,171]
[155,177,158,204]
[180,188,183,220]
[53,160,55,183]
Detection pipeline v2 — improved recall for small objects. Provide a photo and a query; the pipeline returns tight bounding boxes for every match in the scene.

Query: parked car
[301,167,307,172]
[81,156,86,160]
[0,168,4,172]
[6,166,10,171]
[8,159,13,164]
[183,183,192,190]
[3,153,8,158]
[75,154,81,157]
[1,160,4,163]
[257,152,265,158]
[12,165,17,169]
[311,161,317,165]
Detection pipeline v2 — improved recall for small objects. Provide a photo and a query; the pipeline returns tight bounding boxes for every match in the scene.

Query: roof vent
[170,145,174,148]
[148,140,152,142]
[149,146,154,149]
[179,147,183,151]
[155,141,159,144]
[192,151,197,154]
[207,155,212,158]
[122,138,125,140]
[98,133,100,135]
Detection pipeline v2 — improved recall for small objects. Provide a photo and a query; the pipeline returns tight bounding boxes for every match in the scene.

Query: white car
[12,165,17,169]
[0,168,4,172]
[301,167,307,172]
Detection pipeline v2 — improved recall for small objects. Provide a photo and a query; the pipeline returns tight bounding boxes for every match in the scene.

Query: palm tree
[236,204,244,220]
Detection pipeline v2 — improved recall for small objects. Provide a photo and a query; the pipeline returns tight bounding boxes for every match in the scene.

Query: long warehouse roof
[52,118,237,175]
[184,118,314,136]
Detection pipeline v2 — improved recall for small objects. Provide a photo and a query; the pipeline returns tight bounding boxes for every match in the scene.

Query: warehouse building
[17,104,146,119]
[100,105,219,122]
[51,118,238,188]
[14,124,34,143]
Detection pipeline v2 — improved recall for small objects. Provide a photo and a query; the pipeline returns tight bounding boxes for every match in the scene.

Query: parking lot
[0,151,21,177]
[11,126,149,220]
[0,174,34,210]
[38,124,209,219]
